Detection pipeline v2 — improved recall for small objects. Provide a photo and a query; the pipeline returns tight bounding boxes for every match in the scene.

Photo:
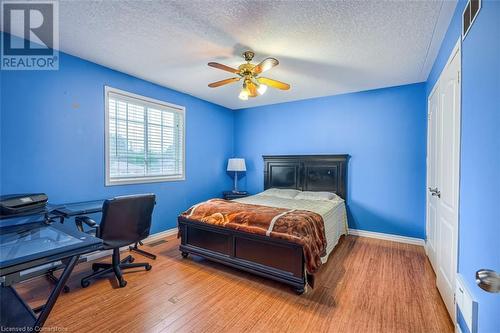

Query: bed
[177,154,349,294]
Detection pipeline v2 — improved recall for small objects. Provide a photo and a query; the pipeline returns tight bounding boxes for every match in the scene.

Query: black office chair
[77,194,156,288]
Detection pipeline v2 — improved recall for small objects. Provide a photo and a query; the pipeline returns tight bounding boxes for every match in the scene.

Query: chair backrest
[99,194,156,246]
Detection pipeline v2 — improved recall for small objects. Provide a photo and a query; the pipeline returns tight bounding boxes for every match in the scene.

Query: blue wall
[0,44,234,234]
[427,1,500,332]
[234,83,427,239]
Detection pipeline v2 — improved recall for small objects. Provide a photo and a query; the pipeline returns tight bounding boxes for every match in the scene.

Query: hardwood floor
[16,235,453,333]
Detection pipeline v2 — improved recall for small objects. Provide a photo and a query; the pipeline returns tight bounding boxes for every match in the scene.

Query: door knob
[476,269,500,293]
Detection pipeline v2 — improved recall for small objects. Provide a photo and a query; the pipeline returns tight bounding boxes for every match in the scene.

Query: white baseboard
[348,228,425,246]
[142,227,178,243]
[84,227,177,262]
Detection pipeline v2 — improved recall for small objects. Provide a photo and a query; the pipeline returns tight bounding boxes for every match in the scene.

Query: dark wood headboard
[263,155,349,200]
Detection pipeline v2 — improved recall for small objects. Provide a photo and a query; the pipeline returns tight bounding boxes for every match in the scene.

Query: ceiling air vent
[462,0,481,40]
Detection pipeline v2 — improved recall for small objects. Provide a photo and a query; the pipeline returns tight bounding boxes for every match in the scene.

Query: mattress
[235,193,348,263]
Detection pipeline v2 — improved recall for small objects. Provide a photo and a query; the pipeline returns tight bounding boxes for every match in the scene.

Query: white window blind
[105,87,185,185]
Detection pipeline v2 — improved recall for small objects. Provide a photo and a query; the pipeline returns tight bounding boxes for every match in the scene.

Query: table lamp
[227,158,246,193]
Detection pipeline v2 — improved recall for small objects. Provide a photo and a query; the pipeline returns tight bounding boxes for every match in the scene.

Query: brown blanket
[179,199,327,274]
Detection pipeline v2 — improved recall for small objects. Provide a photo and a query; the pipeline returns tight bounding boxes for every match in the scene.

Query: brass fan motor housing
[238,63,255,76]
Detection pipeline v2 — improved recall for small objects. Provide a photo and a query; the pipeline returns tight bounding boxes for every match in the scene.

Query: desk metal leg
[46,269,70,293]
[34,255,79,329]
[43,215,71,293]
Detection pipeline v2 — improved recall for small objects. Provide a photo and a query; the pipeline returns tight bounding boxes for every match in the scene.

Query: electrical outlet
[456,274,478,333]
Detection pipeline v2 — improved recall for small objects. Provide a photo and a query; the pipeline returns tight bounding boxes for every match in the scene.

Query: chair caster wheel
[81,280,90,288]
[129,257,135,263]
[145,264,152,271]
[92,265,99,272]
[63,285,70,293]
[119,279,127,288]
[181,251,189,258]
[294,287,305,295]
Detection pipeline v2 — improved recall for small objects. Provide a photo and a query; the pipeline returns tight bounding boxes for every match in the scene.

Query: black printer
[0,193,48,218]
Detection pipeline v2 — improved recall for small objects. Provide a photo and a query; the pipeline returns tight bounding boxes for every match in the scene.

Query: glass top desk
[0,201,106,291]
[0,218,102,331]
[0,220,102,276]
[51,199,105,218]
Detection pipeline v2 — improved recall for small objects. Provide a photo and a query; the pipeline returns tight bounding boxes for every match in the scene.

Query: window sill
[105,176,185,186]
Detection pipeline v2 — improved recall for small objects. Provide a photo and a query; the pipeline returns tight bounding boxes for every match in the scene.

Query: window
[105,86,185,185]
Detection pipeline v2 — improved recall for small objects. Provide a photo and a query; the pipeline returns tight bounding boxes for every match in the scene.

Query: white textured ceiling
[14,0,457,109]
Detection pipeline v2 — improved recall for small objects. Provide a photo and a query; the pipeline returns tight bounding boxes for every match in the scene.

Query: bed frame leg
[294,286,305,295]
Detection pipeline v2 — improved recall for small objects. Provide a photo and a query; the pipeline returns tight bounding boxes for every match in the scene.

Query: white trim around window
[104,86,186,186]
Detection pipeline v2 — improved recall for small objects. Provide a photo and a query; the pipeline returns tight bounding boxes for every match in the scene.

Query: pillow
[260,188,300,199]
[295,191,340,201]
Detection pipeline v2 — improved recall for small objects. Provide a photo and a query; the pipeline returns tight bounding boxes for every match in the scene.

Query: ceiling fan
[207,51,290,100]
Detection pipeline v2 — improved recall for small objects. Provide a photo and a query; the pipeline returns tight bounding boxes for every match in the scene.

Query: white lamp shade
[227,158,246,172]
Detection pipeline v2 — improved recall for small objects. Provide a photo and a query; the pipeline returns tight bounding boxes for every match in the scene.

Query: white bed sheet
[234,193,348,263]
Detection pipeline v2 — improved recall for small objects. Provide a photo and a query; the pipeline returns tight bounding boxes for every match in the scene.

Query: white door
[426,87,439,270]
[426,40,461,319]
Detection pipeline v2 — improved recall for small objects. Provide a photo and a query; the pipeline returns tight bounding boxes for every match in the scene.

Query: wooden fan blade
[253,58,279,74]
[208,77,240,88]
[257,77,290,90]
[247,81,258,97]
[208,62,239,74]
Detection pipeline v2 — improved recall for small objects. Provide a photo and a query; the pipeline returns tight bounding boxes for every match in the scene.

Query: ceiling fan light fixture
[207,51,289,101]
[238,88,249,100]
[257,84,267,95]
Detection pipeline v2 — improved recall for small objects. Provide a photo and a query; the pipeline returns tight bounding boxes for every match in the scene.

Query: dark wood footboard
[178,216,306,293]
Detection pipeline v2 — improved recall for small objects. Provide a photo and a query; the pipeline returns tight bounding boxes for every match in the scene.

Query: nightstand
[223,191,249,200]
